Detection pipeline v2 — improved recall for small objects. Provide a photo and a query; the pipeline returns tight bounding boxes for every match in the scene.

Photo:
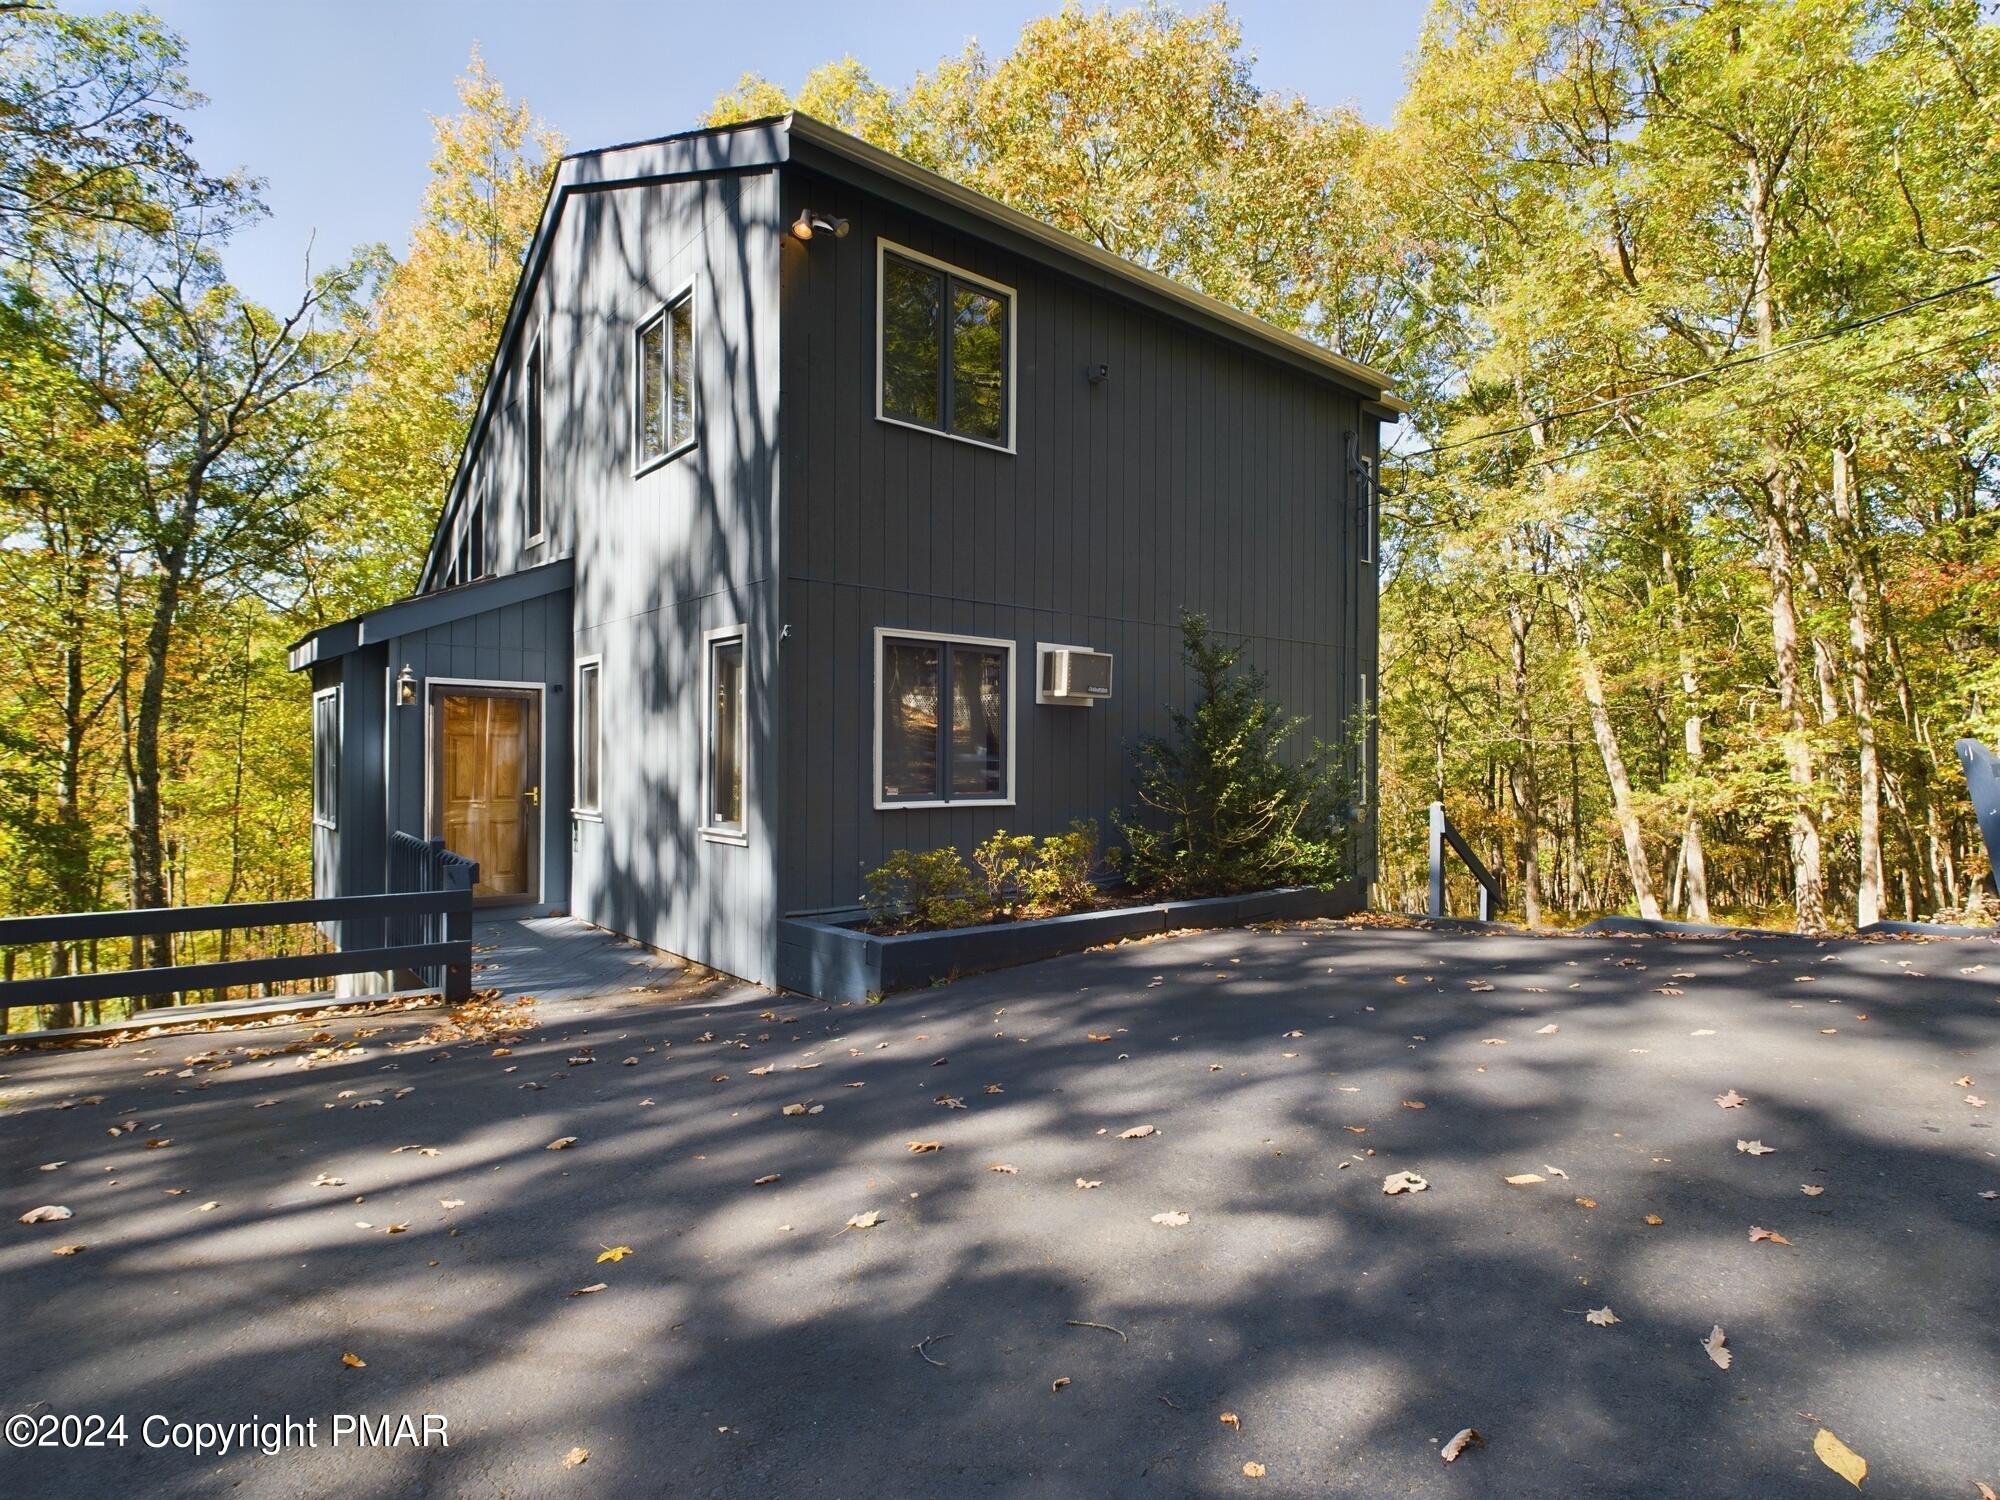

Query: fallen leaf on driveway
[38,1162,64,1172]
[1812,1428,1867,1489]
[1051,1377,1071,1392]
[312,1174,345,1187]
[1504,1173,1545,1186]
[1801,1184,1824,1197]
[1220,1412,1241,1430]
[935,1095,966,1110]
[198,1201,218,1212]
[1691,1028,1716,1036]
[1544,1165,1568,1179]
[546,1136,577,1150]
[341,1352,366,1369]
[391,1145,439,1157]
[571,1283,607,1296]
[1748,1226,1793,1245]
[748,1064,774,1076]
[1118,1124,1156,1140]
[1737,1140,1776,1155]
[843,1210,883,1231]
[1643,1214,1664,1226]
[1954,1075,1974,1087]
[1969,1096,1989,1108]
[596,1245,634,1263]
[440,1199,464,1210]
[1075,1178,1102,1190]
[563,1447,588,1468]
[1702,1326,1732,1369]
[1401,1100,1426,1110]
[988,1164,1018,1174]
[1481,1038,1507,1046]
[1979,1190,1997,1201]
[19,1205,73,1224]
[1586,1307,1619,1326]
[1535,1024,1559,1035]
[1575,1197,1598,1209]
[1716,1090,1748,1109]
[1441,1428,1482,1462]
[1242,1461,1267,1478]
[753,1174,781,1186]
[1382,1171,1429,1195]
[907,1140,941,1154]
[1150,1210,1190,1227]
[1087,1032,1112,1042]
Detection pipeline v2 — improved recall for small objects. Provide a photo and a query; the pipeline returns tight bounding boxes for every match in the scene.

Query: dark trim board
[777,882,1366,1002]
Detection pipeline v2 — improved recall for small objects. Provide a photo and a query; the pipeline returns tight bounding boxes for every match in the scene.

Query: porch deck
[468,914,707,1004]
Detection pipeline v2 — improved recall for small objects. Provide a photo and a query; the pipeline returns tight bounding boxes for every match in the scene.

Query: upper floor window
[525,335,545,543]
[636,291,696,469]
[878,243,1013,450]
[1358,454,1376,566]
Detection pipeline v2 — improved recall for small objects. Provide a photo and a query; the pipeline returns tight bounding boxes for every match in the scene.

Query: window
[312,686,340,829]
[1358,454,1377,565]
[1357,672,1372,808]
[878,244,1013,449]
[704,629,746,841]
[875,630,1013,807]
[636,291,696,468]
[525,336,545,543]
[573,657,601,816]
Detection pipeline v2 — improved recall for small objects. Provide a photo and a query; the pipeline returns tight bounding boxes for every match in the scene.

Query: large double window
[636,290,696,469]
[875,630,1013,807]
[878,244,1013,450]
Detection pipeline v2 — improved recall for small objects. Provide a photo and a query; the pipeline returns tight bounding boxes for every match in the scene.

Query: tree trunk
[1505,590,1543,927]
[1661,542,1712,921]
[1828,440,1883,927]
[1562,573,1661,919]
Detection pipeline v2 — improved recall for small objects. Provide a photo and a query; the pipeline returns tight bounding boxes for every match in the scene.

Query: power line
[1395,268,2000,461]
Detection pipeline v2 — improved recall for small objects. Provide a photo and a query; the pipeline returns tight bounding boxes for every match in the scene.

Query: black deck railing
[0,839,479,1030]
[1429,801,1501,922]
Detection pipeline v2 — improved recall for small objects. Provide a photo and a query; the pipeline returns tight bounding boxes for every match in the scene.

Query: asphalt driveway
[2,919,1996,1498]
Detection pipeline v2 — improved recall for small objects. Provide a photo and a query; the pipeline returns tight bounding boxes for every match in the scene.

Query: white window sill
[633,437,698,478]
[701,826,748,846]
[874,413,1013,455]
[572,809,603,824]
[874,797,1015,811]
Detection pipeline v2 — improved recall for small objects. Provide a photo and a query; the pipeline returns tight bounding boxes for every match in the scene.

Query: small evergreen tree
[1119,613,1359,899]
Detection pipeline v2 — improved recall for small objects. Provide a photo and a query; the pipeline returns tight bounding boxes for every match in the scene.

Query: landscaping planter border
[776,881,1367,1002]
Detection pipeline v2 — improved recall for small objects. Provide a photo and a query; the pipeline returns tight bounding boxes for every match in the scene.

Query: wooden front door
[432,689,540,902]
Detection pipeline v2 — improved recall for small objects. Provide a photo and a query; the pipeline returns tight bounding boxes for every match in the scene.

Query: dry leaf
[198,1201,218,1212]
[1737,1139,1776,1156]
[596,1245,634,1263]
[1969,1096,1989,1108]
[748,1064,774,1076]
[385,1223,409,1235]
[1973,1483,1995,1500]
[1812,1428,1867,1489]
[1219,1412,1241,1430]
[1702,1325,1732,1370]
[1075,1178,1102,1190]
[1748,1226,1793,1245]
[18,1205,73,1224]
[1575,1197,1598,1209]
[1150,1209,1190,1227]
[312,1173,345,1187]
[1586,1307,1619,1326]
[563,1446,588,1468]
[571,1283,608,1296]
[1715,1089,1749,1109]
[38,1162,64,1172]
[1441,1428,1482,1463]
[1242,1461,1267,1478]
[50,1243,86,1256]
[1535,1023,1559,1035]
[844,1210,883,1230]
[545,1136,577,1150]
[1504,1173,1545,1186]
[935,1095,966,1110]
[987,1163,1018,1174]
[907,1140,942,1154]
[341,1352,366,1369]
[984,1083,1003,1094]
[1954,1075,1974,1087]
[440,1199,464,1210]
[753,1174,781,1186]
[1801,1184,1824,1197]
[1382,1171,1429,1195]
[1643,1213,1664,1226]
[1544,1165,1569,1178]
[1051,1377,1071,1392]
[1118,1124,1156,1140]
[1401,1100,1426,1110]
[1087,1032,1113,1042]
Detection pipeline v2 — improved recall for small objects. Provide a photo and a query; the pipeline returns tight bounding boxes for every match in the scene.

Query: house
[288,112,1408,992]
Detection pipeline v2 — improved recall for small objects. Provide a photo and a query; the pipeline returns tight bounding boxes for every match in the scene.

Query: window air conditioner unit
[1038,643,1114,706]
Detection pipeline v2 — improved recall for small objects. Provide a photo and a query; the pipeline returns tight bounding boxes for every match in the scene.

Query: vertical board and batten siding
[777,166,1379,916]
[533,168,783,985]
[309,646,387,923]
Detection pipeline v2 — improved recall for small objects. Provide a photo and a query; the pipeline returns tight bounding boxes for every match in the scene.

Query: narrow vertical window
[525,337,545,543]
[468,490,487,580]
[1358,454,1376,566]
[704,630,746,840]
[574,658,601,815]
[1358,672,1372,808]
[312,686,340,829]
[878,244,1012,448]
[876,631,1013,806]
[636,290,697,468]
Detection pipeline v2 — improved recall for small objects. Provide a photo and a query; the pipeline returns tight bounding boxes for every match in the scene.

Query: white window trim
[875,238,1018,456]
[572,654,602,821]
[524,324,547,549]
[1358,671,1372,809]
[873,627,1017,811]
[701,625,749,845]
[1358,453,1377,566]
[633,282,700,477]
[311,685,340,830]
[420,676,547,907]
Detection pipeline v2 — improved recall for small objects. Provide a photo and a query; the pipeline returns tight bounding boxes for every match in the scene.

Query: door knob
[525,785,541,807]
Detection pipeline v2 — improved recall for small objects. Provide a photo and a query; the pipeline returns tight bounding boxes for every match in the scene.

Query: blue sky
[119,1,1427,310]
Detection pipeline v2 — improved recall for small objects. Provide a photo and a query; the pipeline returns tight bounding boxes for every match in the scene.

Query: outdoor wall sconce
[790,209,849,242]
[395,664,416,707]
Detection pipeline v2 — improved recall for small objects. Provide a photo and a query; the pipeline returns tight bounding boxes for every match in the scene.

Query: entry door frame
[424,676,546,907]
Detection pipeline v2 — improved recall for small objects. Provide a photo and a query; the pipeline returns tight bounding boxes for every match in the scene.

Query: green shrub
[1117,612,1360,900]
[972,830,1037,914]
[862,846,985,932]
[1021,819,1102,912]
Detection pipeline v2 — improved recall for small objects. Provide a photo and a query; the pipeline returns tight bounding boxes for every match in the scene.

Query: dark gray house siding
[293,113,1398,993]
[775,161,1381,916]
